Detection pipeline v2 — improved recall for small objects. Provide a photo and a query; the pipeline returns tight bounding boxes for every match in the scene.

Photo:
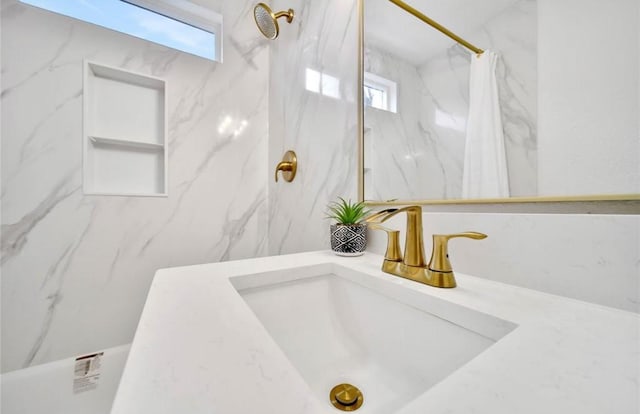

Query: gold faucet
[367,206,487,288]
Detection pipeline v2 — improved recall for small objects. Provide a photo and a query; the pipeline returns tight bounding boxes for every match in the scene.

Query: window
[363,84,386,111]
[305,68,341,99]
[364,72,397,113]
[19,0,223,62]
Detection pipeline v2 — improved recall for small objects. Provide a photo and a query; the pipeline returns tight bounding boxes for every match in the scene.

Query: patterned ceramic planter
[330,223,367,256]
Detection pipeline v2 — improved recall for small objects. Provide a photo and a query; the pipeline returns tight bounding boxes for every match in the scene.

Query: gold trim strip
[387,0,484,55]
[365,194,640,206]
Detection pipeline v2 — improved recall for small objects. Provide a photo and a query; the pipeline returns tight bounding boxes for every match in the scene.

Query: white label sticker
[73,352,103,393]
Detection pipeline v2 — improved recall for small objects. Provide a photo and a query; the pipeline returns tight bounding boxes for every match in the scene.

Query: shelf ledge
[89,136,164,151]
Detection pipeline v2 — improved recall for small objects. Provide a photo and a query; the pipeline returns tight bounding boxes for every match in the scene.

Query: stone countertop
[110,251,639,414]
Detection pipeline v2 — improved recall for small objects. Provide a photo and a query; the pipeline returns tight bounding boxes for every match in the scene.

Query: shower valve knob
[275,150,297,182]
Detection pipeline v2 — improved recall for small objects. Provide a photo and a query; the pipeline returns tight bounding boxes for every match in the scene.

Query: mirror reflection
[362,0,639,201]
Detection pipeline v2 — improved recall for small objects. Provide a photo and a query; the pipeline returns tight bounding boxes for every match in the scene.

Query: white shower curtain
[462,50,510,198]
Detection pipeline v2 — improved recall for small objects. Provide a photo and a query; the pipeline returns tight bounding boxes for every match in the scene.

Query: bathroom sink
[232,265,516,413]
[111,252,638,414]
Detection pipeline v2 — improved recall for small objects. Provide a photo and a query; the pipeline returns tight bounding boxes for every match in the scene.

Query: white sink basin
[234,265,516,413]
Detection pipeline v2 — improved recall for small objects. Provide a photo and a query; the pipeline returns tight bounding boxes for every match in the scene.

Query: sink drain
[329,383,363,411]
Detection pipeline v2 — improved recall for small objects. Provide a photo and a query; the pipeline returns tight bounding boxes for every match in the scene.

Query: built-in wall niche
[83,61,167,196]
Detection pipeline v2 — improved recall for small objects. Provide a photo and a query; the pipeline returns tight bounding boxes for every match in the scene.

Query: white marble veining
[267,0,359,255]
[368,212,640,313]
[1,0,269,372]
[111,251,639,414]
[364,46,439,200]
[364,0,537,200]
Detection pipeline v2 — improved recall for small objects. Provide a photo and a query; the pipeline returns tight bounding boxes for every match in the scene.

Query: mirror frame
[356,0,640,205]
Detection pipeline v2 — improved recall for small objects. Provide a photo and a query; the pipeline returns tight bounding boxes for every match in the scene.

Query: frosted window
[364,85,386,111]
[364,72,397,113]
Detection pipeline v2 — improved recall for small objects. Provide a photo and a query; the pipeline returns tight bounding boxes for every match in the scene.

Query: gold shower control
[275,150,297,182]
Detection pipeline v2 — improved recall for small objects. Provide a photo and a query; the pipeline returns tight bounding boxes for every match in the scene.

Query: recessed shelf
[85,138,165,195]
[83,61,167,197]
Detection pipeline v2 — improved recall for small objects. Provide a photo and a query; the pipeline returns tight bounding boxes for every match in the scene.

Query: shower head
[253,3,294,40]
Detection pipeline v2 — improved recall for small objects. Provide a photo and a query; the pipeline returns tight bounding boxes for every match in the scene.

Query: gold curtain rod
[387,0,484,55]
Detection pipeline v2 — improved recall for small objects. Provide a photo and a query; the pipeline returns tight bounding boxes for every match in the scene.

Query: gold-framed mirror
[357,0,640,205]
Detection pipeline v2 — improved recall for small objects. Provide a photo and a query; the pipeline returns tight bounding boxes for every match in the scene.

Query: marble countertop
[110,251,639,414]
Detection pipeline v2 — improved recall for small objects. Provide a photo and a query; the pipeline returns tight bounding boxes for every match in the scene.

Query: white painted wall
[538,0,640,195]
[368,212,639,313]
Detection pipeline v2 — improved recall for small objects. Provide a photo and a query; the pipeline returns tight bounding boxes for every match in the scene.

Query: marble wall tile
[1,0,269,372]
[364,46,449,201]
[267,0,359,255]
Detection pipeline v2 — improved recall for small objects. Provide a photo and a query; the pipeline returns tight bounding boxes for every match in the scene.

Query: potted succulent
[326,197,370,256]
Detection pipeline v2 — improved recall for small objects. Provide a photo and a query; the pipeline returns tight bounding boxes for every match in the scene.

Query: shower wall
[268,0,359,254]
[363,46,435,200]
[365,0,537,200]
[1,0,269,372]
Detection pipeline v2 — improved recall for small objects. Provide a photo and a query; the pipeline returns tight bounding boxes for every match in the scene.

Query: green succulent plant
[326,197,370,225]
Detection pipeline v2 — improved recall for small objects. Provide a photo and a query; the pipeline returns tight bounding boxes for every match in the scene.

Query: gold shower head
[253,3,294,40]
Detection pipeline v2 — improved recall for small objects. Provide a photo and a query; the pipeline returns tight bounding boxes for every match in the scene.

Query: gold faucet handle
[367,223,403,262]
[428,232,487,273]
